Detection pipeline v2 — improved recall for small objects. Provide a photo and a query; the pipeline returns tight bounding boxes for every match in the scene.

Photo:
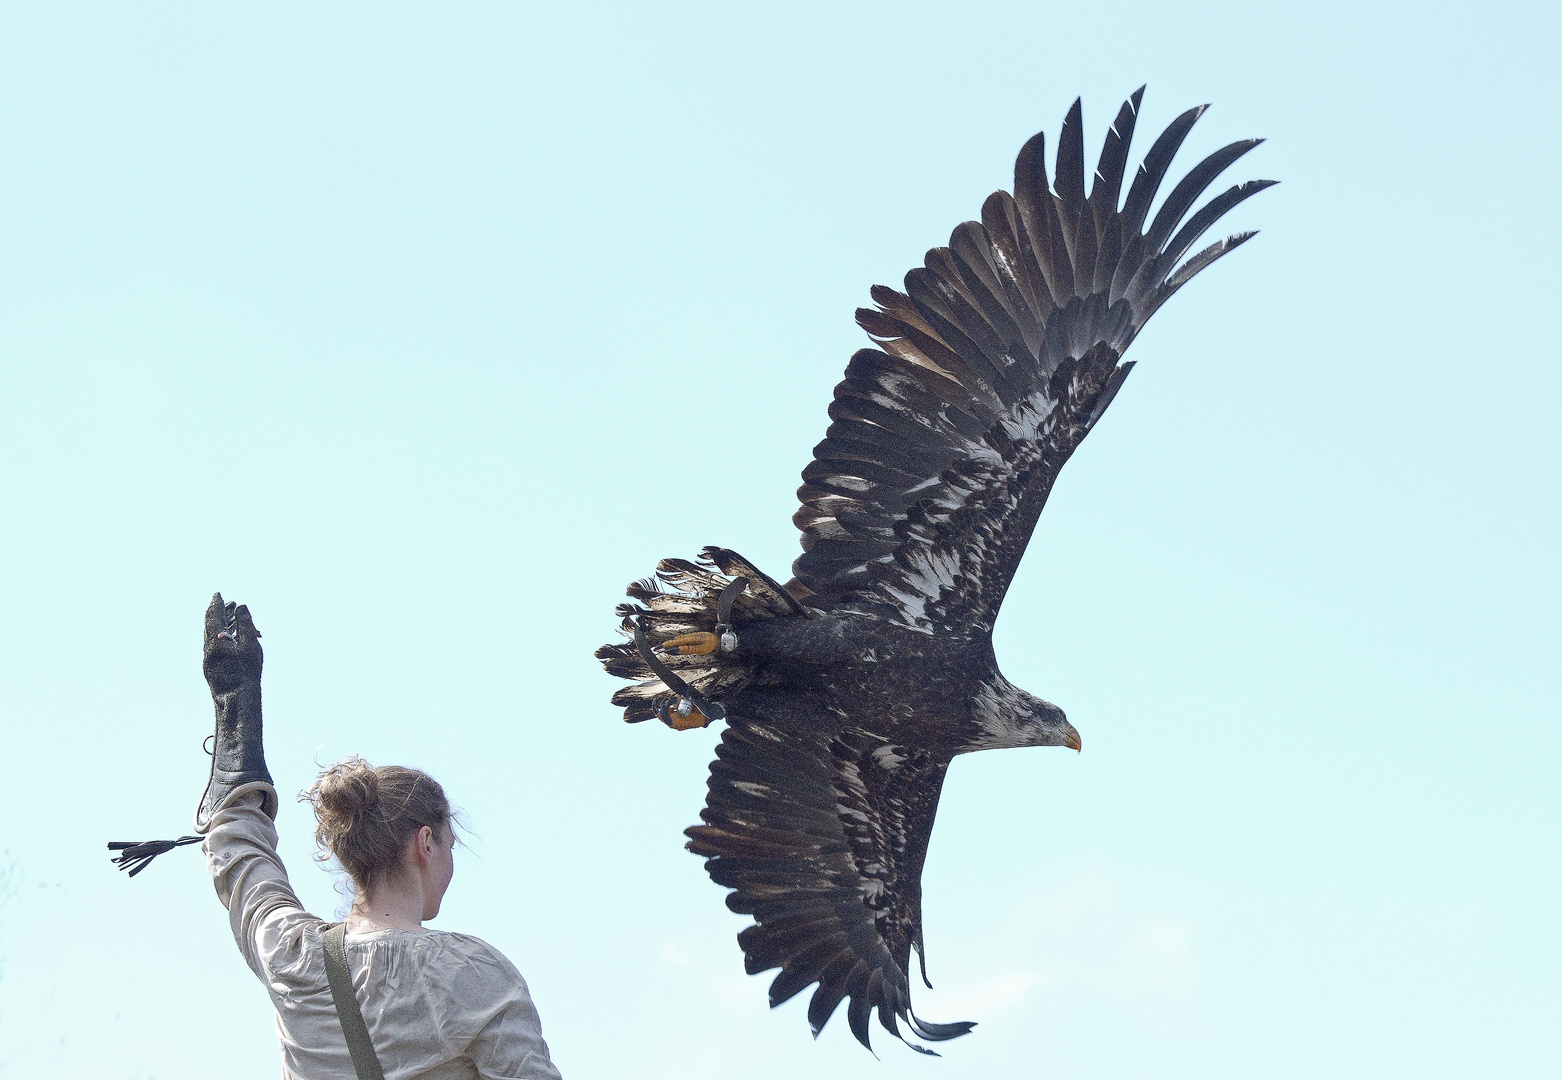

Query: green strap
[321,922,387,1080]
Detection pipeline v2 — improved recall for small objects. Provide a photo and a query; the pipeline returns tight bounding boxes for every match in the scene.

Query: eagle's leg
[633,624,727,731]
[657,578,748,658]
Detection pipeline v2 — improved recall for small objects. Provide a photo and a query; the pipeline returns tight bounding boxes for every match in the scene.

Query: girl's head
[303,756,455,916]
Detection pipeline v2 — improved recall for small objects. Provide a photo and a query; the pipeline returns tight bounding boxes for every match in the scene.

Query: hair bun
[301,756,452,892]
[313,756,381,821]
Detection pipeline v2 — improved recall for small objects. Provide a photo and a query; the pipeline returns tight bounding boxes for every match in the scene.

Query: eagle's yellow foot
[661,632,719,657]
[662,698,712,730]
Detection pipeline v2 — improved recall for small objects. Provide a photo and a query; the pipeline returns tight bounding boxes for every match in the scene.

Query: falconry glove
[194,593,277,832]
[109,593,277,876]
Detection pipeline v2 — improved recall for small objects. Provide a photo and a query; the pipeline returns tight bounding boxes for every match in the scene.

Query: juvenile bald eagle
[597,88,1272,1054]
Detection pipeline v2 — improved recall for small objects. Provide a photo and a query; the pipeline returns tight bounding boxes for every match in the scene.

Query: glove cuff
[193,684,272,834]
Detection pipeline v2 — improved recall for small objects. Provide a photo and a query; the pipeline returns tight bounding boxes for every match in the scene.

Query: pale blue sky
[1,3,1557,1078]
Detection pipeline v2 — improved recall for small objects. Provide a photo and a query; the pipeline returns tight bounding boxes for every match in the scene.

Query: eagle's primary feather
[597,88,1272,1054]
[791,89,1272,635]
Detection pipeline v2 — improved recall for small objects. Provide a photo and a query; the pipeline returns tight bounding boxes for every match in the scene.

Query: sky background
[1,2,1558,1077]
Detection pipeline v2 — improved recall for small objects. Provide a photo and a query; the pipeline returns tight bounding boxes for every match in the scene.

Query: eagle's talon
[661,632,719,657]
[659,697,712,731]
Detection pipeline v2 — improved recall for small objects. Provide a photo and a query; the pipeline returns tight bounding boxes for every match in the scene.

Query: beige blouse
[206,793,563,1079]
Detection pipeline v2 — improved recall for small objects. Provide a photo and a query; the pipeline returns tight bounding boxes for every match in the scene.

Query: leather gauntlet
[194,594,277,833]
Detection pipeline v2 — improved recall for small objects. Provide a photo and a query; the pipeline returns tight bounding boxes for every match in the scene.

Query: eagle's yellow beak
[1063,724,1083,753]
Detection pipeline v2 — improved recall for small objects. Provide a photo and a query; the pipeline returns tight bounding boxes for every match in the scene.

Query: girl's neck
[345,879,426,932]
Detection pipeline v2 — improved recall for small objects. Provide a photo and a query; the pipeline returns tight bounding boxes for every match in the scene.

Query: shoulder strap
[321,922,387,1080]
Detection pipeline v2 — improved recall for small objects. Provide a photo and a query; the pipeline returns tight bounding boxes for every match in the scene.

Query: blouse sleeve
[437,938,564,1080]
[204,789,320,981]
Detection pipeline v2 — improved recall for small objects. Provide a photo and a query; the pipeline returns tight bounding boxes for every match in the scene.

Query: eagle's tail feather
[597,547,796,724]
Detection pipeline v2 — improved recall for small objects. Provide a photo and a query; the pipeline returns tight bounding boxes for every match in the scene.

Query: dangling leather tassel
[107,835,202,877]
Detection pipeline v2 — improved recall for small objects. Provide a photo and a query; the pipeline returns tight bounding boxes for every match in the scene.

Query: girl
[200,595,562,1079]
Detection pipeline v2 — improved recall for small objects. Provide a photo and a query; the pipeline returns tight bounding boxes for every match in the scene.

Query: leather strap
[321,922,386,1080]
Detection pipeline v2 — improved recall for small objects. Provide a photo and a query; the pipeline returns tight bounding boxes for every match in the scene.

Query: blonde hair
[302,756,451,893]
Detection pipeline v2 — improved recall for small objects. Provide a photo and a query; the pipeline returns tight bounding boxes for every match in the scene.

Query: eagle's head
[966,677,1082,753]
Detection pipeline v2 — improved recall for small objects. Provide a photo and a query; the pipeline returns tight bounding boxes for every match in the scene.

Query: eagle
[597,87,1272,1055]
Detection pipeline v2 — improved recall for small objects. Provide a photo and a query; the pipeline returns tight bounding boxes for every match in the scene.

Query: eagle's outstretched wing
[789,88,1273,636]
[686,715,969,1054]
